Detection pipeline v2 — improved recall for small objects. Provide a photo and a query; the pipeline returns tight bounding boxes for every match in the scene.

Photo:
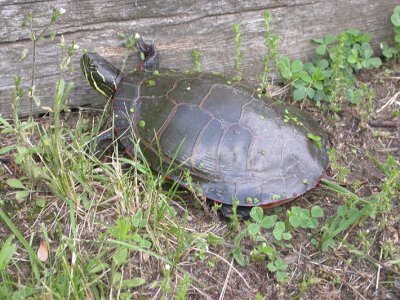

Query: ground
[0,62,399,299]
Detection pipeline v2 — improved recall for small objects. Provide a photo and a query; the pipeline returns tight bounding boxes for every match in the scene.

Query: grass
[0,107,204,298]
[1,12,199,297]
[1,8,400,299]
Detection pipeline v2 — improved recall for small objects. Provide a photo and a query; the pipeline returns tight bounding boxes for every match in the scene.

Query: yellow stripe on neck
[90,72,110,97]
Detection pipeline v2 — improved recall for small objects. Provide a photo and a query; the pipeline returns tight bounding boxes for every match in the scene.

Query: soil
[0,62,399,299]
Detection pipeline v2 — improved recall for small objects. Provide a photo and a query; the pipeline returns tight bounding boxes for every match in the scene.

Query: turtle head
[81,52,122,98]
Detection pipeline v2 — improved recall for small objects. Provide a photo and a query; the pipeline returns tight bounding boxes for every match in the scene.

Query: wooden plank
[0,0,398,118]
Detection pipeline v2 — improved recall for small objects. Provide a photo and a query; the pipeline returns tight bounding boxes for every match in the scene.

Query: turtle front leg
[137,36,160,71]
[90,128,115,158]
[219,204,251,220]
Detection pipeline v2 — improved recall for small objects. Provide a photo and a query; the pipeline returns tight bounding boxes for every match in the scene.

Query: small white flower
[59,8,66,15]
[135,33,141,39]
[165,264,171,270]
[73,44,80,50]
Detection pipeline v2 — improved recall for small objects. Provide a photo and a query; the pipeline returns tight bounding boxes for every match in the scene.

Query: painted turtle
[81,37,329,217]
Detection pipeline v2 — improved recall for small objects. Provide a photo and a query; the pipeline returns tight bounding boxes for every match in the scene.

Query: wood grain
[0,0,398,117]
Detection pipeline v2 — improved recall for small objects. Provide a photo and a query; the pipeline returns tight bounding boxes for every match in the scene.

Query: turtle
[81,37,329,218]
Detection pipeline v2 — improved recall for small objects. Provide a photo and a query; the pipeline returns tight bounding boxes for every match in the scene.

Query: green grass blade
[0,236,16,271]
[0,208,45,269]
[107,239,173,265]
[366,151,389,175]
[320,179,358,197]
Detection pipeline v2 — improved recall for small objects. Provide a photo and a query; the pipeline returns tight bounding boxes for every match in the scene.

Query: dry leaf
[37,239,49,262]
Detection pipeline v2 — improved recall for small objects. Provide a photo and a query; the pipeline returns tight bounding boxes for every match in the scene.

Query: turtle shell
[112,69,329,207]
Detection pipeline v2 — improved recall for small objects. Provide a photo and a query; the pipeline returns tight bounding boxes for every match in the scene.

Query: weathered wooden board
[0,0,398,118]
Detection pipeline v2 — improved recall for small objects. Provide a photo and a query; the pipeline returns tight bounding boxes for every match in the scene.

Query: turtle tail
[137,36,160,71]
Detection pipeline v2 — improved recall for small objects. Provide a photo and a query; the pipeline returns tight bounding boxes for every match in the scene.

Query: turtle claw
[137,36,160,71]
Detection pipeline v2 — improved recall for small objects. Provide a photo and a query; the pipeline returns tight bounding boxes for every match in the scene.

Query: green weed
[233,23,243,80]
[287,206,324,229]
[175,274,191,300]
[259,10,279,96]
[246,205,324,281]
[191,49,201,72]
[291,275,319,300]
[320,152,399,252]
[22,8,66,119]
[367,153,400,217]
[319,197,370,251]
[277,29,382,110]
[381,5,400,61]
[230,230,247,267]
[245,207,291,282]
[117,32,140,52]
[228,197,241,231]
[328,148,351,182]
